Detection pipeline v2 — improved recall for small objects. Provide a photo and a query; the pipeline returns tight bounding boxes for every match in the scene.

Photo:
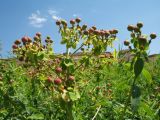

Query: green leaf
[134,58,144,78]
[69,90,80,101]
[37,52,45,60]
[142,69,152,84]
[27,113,44,120]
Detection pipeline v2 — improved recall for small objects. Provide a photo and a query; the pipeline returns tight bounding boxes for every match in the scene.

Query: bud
[137,22,143,28]
[55,67,62,73]
[21,36,28,43]
[14,40,21,45]
[12,44,18,49]
[47,36,51,39]
[61,20,67,26]
[127,25,134,31]
[130,33,135,38]
[83,30,89,35]
[34,36,40,41]
[54,78,62,85]
[75,18,81,23]
[82,24,87,30]
[105,30,110,37]
[70,19,75,25]
[56,20,61,26]
[88,28,94,34]
[124,40,130,46]
[92,26,97,30]
[47,77,52,83]
[138,36,147,44]
[150,33,156,39]
[134,27,140,33]
[68,75,75,81]
[36,32,41,37]
[112,29,118,34]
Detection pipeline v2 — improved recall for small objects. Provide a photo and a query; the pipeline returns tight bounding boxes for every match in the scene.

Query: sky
[0,0,160,58]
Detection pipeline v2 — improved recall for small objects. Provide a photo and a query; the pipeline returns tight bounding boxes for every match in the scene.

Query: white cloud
[73,14,78,17]
[73,13,81,18]
[28,10,47,28]
[48,9,61,20]
[48,9,58,15]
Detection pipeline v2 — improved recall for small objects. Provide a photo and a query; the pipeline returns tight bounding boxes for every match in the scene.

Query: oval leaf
[134,58,144,78]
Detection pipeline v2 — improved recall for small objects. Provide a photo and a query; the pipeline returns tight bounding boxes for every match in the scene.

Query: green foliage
[0,20,159,120]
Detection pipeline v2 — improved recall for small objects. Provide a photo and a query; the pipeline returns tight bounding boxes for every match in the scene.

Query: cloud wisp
[48,9,61,21]
[28,10,47,28]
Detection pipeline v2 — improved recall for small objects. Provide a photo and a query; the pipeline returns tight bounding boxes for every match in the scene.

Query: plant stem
[91,105,101,120]
[121,77,136,119]
[66,101,74,120]
[71,43,84,56]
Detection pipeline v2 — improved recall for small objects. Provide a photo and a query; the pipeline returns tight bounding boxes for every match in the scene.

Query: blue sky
[0,0,160,57]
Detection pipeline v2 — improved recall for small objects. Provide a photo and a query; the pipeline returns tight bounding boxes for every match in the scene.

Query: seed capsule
[75,18,81,23]
[56,20,61,25]
[82,24,87,30]
[127,25,134,31]
[137,22,143,28]
[124,40,130,46]
[14,40,21,45]
[150,33,157,39]
[70,19,75,25]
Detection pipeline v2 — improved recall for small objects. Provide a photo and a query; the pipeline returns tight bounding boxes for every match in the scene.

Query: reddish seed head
[36,32,41,37]
[94,30,100,35]
[21,36,28,43]
[92,26,97,30]
[75,18,81,23]
[34,35,39,41]
[47,77,52,83]
[14,40,21,45]
[55,58,61,64]
[109,30,115,34]
[133,27,140,33]
[100,30,105,36]
[70,19,75,25]
[105,30,110,37]
[55,67,62,73]
[12,44,18,49]
[54,78,62,85]
[88,28,94,34]
[112,29,118,34]
[27,37,32,43]
[127,25,135,31]
[56,20,61,25]
[68,75,75,81]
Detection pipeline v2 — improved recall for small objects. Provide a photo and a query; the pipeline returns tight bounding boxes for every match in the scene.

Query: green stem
[121,77,136,119]
[66,101,74,120]
[71,43,84,56]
